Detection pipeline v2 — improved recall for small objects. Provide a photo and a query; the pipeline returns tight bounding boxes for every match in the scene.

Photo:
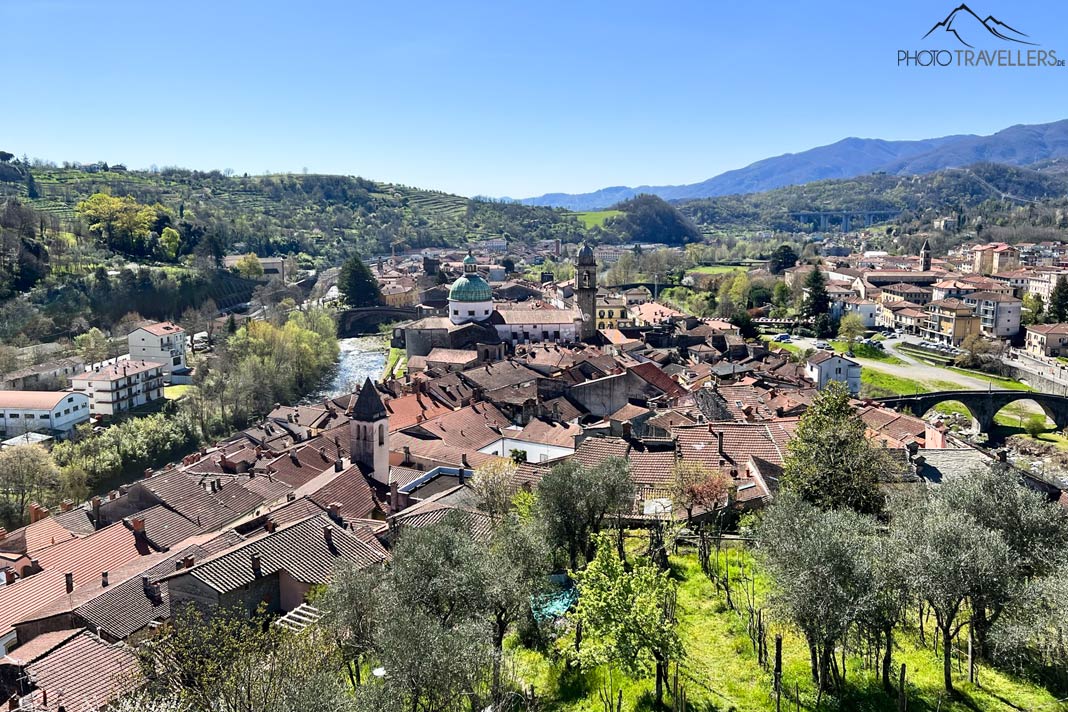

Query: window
[468,310,475,316]
[67,396,74,403]
[64,409,70,415]
[452,309,459,316]
[378,423,385,446]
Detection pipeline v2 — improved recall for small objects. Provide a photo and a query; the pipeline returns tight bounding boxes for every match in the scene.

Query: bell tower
[920,238,932,272]
[576,242,597,341]
[349,378,390,484]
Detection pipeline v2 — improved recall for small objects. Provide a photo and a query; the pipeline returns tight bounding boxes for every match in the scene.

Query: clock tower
[576,242,597,341]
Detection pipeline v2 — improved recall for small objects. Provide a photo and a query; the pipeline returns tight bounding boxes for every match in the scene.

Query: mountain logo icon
[923,4,1037,48]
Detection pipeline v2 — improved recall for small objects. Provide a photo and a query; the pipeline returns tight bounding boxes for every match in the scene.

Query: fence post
[774,635,783,712]
[898,663,907,712]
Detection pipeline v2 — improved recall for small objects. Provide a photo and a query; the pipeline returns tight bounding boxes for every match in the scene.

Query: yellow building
[923,298,981,346]
[595,295,630,330]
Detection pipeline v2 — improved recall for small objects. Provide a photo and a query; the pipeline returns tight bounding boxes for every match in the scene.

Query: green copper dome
[448,273,493,302]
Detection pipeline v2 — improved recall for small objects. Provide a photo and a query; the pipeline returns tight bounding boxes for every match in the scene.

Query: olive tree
[893,496,1010,694]
[757,494,875,692]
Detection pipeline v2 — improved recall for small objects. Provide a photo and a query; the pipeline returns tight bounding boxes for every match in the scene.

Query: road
[785,335,993,390]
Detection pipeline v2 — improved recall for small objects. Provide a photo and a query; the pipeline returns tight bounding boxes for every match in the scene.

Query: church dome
[577,242,596,266]
[448,273,493,303]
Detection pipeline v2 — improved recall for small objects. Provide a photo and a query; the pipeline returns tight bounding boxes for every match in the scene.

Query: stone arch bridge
[877,390,1068,434]
[337,307,418,337]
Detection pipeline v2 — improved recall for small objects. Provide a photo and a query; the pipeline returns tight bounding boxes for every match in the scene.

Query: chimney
[101,571,109,587]
[131,517,145,533]
[65,572,74,594]
[251,553,262,576]
[716,430,724,457]
[334,459,343,472]
[2,569,15,585]
[61,500,74,513]
[402,446,411,465]
[621,422,632,440]
[323,525,333,546]
[390,481,400,512]
[91,496,102,527]
[461,453,469,469]
[29,503,40,524]
[265,519,277,533]
[0,528,6,543]
[328,502,342,520]
[183,555,195,569]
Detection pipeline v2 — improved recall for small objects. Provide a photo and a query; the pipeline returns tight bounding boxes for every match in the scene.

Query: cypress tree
[1050,275,1068,323]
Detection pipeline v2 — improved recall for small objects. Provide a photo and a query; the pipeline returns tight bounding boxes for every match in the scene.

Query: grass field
[511,551,1061,712]
[946,367,1033,391]
[688,265,746,275]
[830,341,906,364]
[163,384,192,400]
[572,210,623,228]
[382,347,407,381]
[860,370,961,399]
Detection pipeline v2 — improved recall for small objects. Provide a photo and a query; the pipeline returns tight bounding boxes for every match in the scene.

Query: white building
[128,322,189,383]
[841,298,879,328]
[71,360,165,416]
[804,351,861,395]
[490,306,581,344]
[962,291,1022,339]
[0,390,90,439]
[478,419,580,463]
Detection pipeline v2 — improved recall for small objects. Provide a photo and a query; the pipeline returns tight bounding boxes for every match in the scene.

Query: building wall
[129,329,187,376]
[279,569,312,611]
[478,437,574,463]
[72,366,164,416]
[494,321,578,345]
[0,393,90,439]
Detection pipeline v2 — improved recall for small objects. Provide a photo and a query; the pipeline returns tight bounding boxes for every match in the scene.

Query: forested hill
[0,165,586,263]
[676,162,1068,232]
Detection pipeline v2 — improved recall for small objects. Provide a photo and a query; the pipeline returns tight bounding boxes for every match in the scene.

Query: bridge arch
[990,398,1060,435]
[876,389,1068,436]
[917,400,980,433]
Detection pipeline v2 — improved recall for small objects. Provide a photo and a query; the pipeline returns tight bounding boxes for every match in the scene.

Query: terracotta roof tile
[25,630,141,712]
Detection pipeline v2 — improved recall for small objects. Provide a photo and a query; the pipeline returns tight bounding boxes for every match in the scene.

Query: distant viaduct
[877,390,1068,434]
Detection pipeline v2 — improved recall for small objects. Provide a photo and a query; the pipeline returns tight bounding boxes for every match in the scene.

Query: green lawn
[946,367,1033,391]
[760,336,805,358]
[382,347,407,381]
[511,551,1061,712]
[164,384,193,400]
[860,370,960,399]
[572,210,623,228]
[688,265,746,275]
[830,340,906,364]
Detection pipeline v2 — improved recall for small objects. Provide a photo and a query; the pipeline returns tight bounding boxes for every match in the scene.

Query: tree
[1022,293,1045,325]
[894,496,1010,694]
[670,461,733,523]
[801,267,829,318]
[768,244,799,274]
[233,253,264,279]
[74,326,110,364]
[160,226,182,260]
[571,533,683,707]
[955,333,997,369]
[772,281,791,309]
[318,562,379,688]
[758,495,874,692]
[781,382,900,514]
[838,313,866,346]
[1050,275,1068,324]
[535,458,634,569]
[0,444,61,527]
[338,255,383,308]
[471,458,518,520]
[138,607,351,712]
[937,464,1068,658]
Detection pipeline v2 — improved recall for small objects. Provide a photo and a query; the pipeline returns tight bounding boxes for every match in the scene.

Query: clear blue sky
[3,0,1066,198]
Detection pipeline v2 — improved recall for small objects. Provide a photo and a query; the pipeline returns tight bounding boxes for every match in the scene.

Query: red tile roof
[0,571,68,642]
[25,630,141,712]
[32,522,155,587]
[136,321,184,337]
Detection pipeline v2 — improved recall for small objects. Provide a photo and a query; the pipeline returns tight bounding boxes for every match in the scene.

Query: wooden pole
[774,635,783,712]
[898,663,907,712]
[967,626,975,684]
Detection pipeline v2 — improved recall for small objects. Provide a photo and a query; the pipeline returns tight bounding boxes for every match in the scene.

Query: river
[310,336,388,400]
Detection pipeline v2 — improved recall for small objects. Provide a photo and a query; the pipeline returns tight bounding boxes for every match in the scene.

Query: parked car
[773,333,791,342]
[815,341,831,350]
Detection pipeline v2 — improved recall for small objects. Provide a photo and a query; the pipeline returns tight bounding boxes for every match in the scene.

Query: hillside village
[2,228,1068,709]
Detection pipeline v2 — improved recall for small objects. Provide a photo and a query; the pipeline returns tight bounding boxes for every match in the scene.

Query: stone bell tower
[576,242,597,341]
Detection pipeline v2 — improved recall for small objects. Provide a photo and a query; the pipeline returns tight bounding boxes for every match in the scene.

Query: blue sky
[2,0,1066,198]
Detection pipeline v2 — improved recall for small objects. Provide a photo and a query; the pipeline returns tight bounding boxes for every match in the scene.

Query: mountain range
[519,118,1068,211]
